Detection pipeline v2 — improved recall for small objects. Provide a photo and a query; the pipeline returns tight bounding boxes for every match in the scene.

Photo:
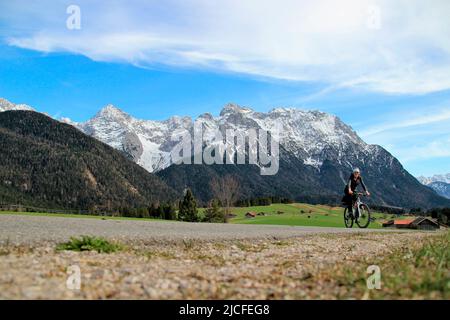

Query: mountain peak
[166,115,192,127]
[0,97,34,112]
[417,173,450,185]
[0,98,13,108]
[95,104,129,119]
[270,107,296,114]
[220,103,253,116]
[198,112,214,120]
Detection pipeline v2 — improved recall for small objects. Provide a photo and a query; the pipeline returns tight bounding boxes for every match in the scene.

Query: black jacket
[345,173,368,194]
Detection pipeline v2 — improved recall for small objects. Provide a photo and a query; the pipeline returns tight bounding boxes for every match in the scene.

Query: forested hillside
[0,111,178,210]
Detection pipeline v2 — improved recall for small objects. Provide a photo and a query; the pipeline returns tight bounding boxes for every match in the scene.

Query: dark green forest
[0,111,177,211]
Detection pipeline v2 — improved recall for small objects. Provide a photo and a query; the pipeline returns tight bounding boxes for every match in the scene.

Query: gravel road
[0,230,438,299]
[0,214,404,244]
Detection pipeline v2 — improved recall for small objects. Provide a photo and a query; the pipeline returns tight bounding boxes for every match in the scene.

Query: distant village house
[382,217,440,231]
[245,211,257,218]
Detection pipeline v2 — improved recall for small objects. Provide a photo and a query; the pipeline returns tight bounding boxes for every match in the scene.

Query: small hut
[245,211,257,218]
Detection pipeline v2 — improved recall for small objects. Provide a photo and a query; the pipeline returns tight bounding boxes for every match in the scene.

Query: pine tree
[157,205,165,219]
[178,189,199,222]
[203,199,226,223]
[163,203,177,220]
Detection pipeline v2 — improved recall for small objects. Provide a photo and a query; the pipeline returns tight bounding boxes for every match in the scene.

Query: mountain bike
[344,192,371,228]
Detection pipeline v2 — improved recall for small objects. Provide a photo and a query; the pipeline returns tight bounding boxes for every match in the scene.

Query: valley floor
[0,214,447,299]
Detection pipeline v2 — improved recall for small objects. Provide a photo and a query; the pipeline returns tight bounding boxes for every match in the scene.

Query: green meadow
[222,203,406,229]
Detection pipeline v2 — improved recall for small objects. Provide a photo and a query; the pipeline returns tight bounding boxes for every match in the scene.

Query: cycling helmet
[353,168,361,173]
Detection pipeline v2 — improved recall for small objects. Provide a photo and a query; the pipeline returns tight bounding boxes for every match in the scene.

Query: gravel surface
[0,231,439,299]
[0,214,404,244]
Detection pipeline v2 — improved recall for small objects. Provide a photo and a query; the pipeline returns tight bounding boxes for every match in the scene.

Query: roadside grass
[325,231,450,299]
[56,236,123,253]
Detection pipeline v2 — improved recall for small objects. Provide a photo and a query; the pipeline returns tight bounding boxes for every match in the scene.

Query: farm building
[245,212,257,218]
[382,217,439,230]
[410,217,440,230]
[394,219,415,229]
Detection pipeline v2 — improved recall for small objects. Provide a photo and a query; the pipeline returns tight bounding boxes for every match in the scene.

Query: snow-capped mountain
[0,98,34,112]
[417,173,450,185]
[426,182,450,199]
[417,174,450,199]
[70,104,191,172]
[0,97,380,175]
[69,102,374,174]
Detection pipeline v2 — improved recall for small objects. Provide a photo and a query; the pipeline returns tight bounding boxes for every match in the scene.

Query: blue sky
[0,0,449,177]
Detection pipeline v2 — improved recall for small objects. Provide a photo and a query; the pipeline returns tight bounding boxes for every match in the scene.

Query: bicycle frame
[352,193,365,219]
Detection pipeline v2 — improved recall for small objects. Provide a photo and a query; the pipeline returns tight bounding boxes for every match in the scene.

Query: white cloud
[358,105,450,167]
[3,0,450,94]
[395,138,450,162]
[361,107,450,137]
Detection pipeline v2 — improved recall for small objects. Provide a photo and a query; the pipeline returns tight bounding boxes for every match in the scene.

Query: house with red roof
[245,211,257,218]
[382,217,439,230]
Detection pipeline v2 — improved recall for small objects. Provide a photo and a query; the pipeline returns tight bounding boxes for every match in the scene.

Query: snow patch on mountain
[417,173,450,185]
[0,98,34,112]
[417,173,450,199]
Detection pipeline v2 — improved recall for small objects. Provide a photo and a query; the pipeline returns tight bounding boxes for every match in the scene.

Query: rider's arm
[360,177,368,192]
[347,177,353,192]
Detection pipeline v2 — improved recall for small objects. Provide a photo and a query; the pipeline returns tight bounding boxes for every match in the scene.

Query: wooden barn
[410,217,440,230]
[382,217,439,231]
[245,212,257,218]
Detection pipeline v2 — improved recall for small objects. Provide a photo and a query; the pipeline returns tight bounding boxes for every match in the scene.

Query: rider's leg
[352,194,358,219]
[343,191,353,215]
[347,203,353,216]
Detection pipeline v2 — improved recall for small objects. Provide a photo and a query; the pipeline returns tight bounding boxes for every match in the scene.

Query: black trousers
[341,188,357,207]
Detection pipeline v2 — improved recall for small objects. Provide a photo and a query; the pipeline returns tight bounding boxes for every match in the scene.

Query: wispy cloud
[395,138,450,162]
[359,104,450,170]
[361,107,450,137]
[2,0,450,94]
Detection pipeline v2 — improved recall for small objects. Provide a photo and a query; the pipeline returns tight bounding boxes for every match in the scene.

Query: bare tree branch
[210,175,240,214]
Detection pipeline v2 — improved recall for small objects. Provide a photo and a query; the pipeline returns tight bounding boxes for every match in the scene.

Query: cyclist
[342,168,370,216]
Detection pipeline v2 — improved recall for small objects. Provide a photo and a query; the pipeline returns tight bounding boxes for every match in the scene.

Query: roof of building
[411,217,439,226]
[394,219,415,225]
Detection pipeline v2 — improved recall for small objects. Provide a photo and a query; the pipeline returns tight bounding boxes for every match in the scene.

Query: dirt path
[0,230,440,299]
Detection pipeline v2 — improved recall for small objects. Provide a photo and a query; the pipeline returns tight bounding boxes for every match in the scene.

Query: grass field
[224,203,407,229]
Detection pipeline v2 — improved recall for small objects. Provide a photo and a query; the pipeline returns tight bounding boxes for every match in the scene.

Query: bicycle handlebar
[354,192,369,197]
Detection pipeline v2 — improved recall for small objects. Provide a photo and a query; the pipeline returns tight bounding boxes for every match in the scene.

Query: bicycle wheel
[356,204,371,228]
[344,207,354,228]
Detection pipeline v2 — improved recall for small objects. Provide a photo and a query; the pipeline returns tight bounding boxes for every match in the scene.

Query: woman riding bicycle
[342,168,370,215]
